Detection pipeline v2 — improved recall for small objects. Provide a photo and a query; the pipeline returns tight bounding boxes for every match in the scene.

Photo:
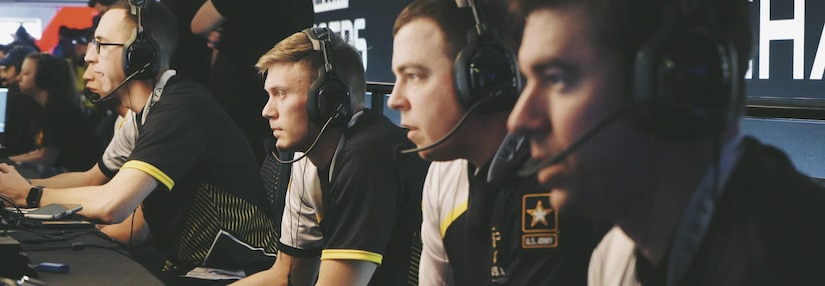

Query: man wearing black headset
[22,60,145,245]
[508,0,825,285]
[0,0,280,283]
[234,29,429,286]
[389,0,608,285]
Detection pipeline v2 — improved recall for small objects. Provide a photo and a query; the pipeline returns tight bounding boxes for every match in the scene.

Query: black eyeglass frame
[89,38,125,54]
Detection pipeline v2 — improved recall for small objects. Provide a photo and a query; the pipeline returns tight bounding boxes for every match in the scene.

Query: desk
[5,226,164,285]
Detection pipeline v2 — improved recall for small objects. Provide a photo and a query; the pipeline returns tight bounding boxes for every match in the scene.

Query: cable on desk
[0,193,24,230]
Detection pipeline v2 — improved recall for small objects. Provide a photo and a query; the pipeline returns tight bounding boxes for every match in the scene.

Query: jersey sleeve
[419,164,454,286]
[278,156,324,257]
[318,149,401,265]
[98,115,137,178]
[123,98,206,191]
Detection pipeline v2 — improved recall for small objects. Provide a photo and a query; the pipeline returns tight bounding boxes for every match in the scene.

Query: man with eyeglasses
[0,1,280,284]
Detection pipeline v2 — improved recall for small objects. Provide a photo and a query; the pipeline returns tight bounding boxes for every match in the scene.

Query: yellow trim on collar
[122,160,174,190]
[440,200,468,238]
[321,249,383,265]
[116,118,126,130]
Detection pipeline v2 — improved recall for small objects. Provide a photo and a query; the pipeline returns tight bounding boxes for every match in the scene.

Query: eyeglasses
[89,38,125,54]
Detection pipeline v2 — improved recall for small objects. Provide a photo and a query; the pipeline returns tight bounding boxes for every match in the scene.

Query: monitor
[0,87,8,149]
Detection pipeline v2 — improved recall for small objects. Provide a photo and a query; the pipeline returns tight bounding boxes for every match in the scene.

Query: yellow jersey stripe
[122,160,175,190]
[116,118,126,130]
[440,200,468,238]
[321,249,384,265]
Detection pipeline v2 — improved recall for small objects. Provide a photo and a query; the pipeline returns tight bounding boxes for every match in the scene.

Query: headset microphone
[399,95,492,155]
[517,105,635,177]
[88,62,151,104]
[268,105,342,164]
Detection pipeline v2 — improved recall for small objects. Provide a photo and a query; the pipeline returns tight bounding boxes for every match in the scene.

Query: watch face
[27,186,43,208]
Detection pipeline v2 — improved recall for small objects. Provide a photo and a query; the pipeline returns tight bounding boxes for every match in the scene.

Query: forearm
[9,150,39,163]
[38,186,128,223]
[10,148,57,166]
[232,251,319,286]
[39,169,156,224]
[31,165,108,188]
[98,206,149,245]
[191,0,225,37]
[316,259,377,286]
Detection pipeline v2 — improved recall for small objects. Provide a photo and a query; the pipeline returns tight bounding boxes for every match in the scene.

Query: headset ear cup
[454,27,521,114]
[328,78,352,122]
[122,32,159,80]
[308,74,351,127]
[633,20,737,140]
[316,78,351,126]
[307,67,326,125]
[453,30,477,110]
[302,27,353,127]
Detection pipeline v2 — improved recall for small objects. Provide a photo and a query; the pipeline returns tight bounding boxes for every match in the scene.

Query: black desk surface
[5,226,164,285]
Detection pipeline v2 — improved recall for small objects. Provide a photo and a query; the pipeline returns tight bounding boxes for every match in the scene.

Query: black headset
[632,0,739,140]
[302,27,352,127]
[122,0,159,80]
[453,0,521,114]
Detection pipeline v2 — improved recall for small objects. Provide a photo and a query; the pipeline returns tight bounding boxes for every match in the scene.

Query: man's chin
[417,146,461,162]
[549,189,568,212]
[275,142,296,153]
[552,189,614,220]
[536,164,565,185]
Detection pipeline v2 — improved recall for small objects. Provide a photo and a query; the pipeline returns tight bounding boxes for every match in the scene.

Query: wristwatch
[27,186,43,208]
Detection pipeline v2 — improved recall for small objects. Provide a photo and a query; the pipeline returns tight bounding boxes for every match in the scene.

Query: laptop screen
[0,87,7,149]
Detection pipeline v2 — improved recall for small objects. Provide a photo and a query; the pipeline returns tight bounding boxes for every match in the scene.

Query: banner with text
[315,0,825,99]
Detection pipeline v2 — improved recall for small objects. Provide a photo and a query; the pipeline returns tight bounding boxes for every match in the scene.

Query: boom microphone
[88,62,150,104]
[266,105,341,164]
[487,133,530,188]
[517,105,635,177]
[399,95,492,155]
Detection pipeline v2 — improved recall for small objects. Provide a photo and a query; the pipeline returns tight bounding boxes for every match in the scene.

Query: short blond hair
[256,30,366,110]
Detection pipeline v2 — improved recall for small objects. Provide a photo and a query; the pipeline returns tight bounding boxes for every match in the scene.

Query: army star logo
[521,193,558,249]
[526,200,551,227]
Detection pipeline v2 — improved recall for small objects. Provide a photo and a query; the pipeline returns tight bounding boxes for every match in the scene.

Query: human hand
[0,163,33,206]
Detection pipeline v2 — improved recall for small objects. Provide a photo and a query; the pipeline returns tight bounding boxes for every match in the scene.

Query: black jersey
[123,73,278,273]
[490,175,609,285]
[279,109,429,285]
[590,137,825,286]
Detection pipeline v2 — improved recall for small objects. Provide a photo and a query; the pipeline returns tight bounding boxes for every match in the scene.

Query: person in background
[52,26,93,94]
[9,25,40,52]
[191,0,314,164]
[88,0,117,30]
[389,0,608,284]
[10,52,100,177]
[0,45,41,156]
[0,1,279,284]
[0,44,8,59]
[233,28,429,286]
[160,0,211,87]
[507,0,825,284]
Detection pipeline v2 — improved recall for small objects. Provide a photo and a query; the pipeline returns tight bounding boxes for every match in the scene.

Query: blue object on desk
[36,262,69,273]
